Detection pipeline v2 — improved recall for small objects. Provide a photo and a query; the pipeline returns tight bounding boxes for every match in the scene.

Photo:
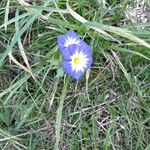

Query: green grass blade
[0,12,29,29]
[112,50,132,88]
[54,76,69,150]
[114,47,150,60]
[85,21,150,49]
[0,15,37,68]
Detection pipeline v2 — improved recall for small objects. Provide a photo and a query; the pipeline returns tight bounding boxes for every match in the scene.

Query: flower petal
[81,43,93,68]
[65,30,78,37]
[72,70,85,80]
[63,44,78,61]
[63,60,74,77]
[63,44,92,80]
[63,60,85,80]
[57,30,93,80]
[57,35,66,52]
[79,40,92,55]
[57,30,81,55]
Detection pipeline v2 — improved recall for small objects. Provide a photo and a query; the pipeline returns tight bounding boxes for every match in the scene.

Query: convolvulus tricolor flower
[57,31,93,80]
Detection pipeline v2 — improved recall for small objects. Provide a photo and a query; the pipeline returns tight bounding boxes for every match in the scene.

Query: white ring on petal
[70,51,89,73]
[64,36,80,48]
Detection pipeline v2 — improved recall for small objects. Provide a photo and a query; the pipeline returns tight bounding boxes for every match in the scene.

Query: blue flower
[57,30,81,56]
[57,30,93,80]
[63,44,93,80]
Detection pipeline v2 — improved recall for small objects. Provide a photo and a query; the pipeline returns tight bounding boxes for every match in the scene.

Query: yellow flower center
[73,56,80,65]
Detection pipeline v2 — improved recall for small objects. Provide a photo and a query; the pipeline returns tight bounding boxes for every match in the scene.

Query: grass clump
[0,0,150,149]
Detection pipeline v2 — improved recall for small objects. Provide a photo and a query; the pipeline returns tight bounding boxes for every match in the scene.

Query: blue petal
[86,55,93,69]
[57,30,81,56]
[63,44,93,80]
[63,60,85,80]
[72,70,85,80]
[57,35,66,52]
[63,60,74,77]
[75,42,93,69]
[58,31,93,80]
[66,30,78,37]
[63,45,78,61]
[79,40,92,54]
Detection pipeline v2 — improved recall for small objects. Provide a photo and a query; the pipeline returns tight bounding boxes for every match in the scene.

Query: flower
[57,30,93,80]
[63,44,93,80]
[57,30,81,56]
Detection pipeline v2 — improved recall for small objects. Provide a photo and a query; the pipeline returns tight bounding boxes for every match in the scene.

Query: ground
[0,0,150,150]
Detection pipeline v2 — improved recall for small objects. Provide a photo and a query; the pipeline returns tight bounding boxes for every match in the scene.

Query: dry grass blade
[85,22,150,49]
[54,0,68,22]
[8,51,36,80]
[0,128,21,142]
[49,77,59,110]
[111,50,132,87]
[18,40,33,74]
[4,0,10,31]
[12,8,36,80]
[0,12,29,29]
[13,141,27,149]
[66,1,121,44]
[17,0,40,16]
[17,0,30,7]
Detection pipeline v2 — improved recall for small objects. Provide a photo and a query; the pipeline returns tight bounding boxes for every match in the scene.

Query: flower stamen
[73,56,80,65]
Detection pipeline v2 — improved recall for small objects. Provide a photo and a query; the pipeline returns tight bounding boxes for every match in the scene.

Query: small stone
[125,0,150,26]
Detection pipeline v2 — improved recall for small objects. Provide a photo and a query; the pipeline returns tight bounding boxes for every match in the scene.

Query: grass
[0,0,150,149]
